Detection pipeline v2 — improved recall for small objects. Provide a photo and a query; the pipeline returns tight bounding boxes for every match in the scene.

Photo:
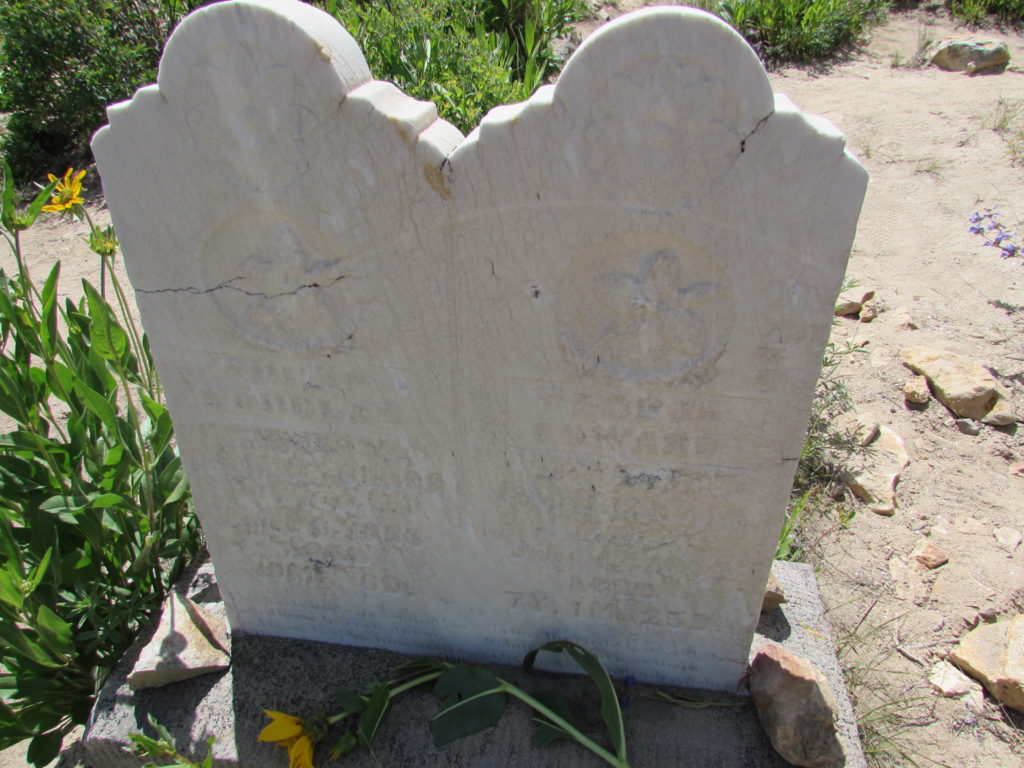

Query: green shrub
[709,0,888,62]
[0,0,204,179]
[0,164,201,766]
[318,0,586,134]
[948,0,1024,23]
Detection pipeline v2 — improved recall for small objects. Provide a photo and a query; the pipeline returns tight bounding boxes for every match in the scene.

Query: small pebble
[956,419,981,435]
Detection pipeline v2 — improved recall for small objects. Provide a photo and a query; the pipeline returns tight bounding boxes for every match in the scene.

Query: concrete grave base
[85,561,865,767]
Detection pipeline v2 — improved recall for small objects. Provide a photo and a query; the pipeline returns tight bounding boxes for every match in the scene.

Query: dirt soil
[3,7,1024,768]
[768,12,1024,768]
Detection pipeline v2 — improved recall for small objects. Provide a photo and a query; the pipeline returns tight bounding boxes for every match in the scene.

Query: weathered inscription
[96,0,866,690]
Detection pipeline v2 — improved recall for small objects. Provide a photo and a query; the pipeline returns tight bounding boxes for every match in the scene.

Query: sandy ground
[3,7,1024,768]
[768,13,1024,768]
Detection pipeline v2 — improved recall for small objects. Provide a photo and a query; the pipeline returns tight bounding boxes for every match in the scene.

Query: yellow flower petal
[72,169,86,184]
[288,735,314,768]
[258,710,303,743]
[46,173,58,183]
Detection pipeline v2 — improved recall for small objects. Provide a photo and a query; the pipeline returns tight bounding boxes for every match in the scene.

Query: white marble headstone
[93,0,866,689]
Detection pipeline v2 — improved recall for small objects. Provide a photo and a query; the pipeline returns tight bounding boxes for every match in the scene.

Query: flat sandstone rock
[949,615,1024,711]
[900,346,1015,424]
[93,0,866,689]
[128,591,230,690]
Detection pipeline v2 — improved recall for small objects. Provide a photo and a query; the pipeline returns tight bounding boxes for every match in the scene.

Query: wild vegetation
[7,0,1023,179]
[1,0,1022,765]
[0,164,202,765]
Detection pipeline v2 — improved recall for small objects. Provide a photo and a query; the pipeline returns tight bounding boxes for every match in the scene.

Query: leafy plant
[317,0,585,134]
[130,715,216,768]
[948,0,1024,24]
[709,0,888,63]
[260,640,631,767]
[795,333,866,492]
[0,163,201,765]
[776,488,812,561]
[0,0,206,178]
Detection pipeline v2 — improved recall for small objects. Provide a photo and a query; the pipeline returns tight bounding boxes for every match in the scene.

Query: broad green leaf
[126,534,160,579]
[83,282,128,362]
[335,687,367,714]
[116,418,143,465]
[45,361,77,406]
[330,731,358,760]
[139,393,166,423]
[530,691,576,747]
[357,681,390,746]
[27,730,62,767]
[0,162,15,231]
[523,641,626,760]
[73,382,117,435]
[35,605,74,657]
[25,548,52,597]
[87,493,125,509]
[39,262,60,358]
[0,569,23,611]
[0,618,59,668]
[23,179,60,230]
[391,656,449,680]
[430,666,506,746]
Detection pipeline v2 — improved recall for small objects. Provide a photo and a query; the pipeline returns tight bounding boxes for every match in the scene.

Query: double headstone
[94,0,866,690]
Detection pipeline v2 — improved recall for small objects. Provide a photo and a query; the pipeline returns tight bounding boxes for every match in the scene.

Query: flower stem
[498,681,629,767]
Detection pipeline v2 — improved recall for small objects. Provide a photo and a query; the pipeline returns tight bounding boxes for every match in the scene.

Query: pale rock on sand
[949,615,1024,712]
[994,526,1022,552]
[903,375,930,404]
[929,660,982,698]
[890,306,919,330]
[834,286,875,316]
[900,346,1016,425]
[912,538,949,569]
[843,425,910,515]
[750,644,846,768]
[926,36,1010,73]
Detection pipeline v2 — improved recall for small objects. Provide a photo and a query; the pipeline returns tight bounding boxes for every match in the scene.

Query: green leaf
[356,681,390,747]
[391,656,449,680]
[23,179,59,230]
[45,361,77,406]
[651,690,744,710]
[73,381,117,435]
[39,262,60,358]
[330,731,358,760]
[83,281,128,363]
[335,687,367,714]
[27,730,62,767]
[0,617,59,668]
[200,735,216,768]
[0,569,23,611]
[87,493,126,509]
[530,691,576,747]
[430,666,506,746]
[25,548,52,597]
[523,641,625,760]
[126,534,160,579]
[35,605,74,657]
[1,162,15,231]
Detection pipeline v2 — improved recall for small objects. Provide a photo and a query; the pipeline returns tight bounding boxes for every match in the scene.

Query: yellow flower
[259,710,315,768]
[41,168,86,213]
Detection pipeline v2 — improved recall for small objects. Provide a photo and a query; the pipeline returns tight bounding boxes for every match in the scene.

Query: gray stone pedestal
[84,561,865,767]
